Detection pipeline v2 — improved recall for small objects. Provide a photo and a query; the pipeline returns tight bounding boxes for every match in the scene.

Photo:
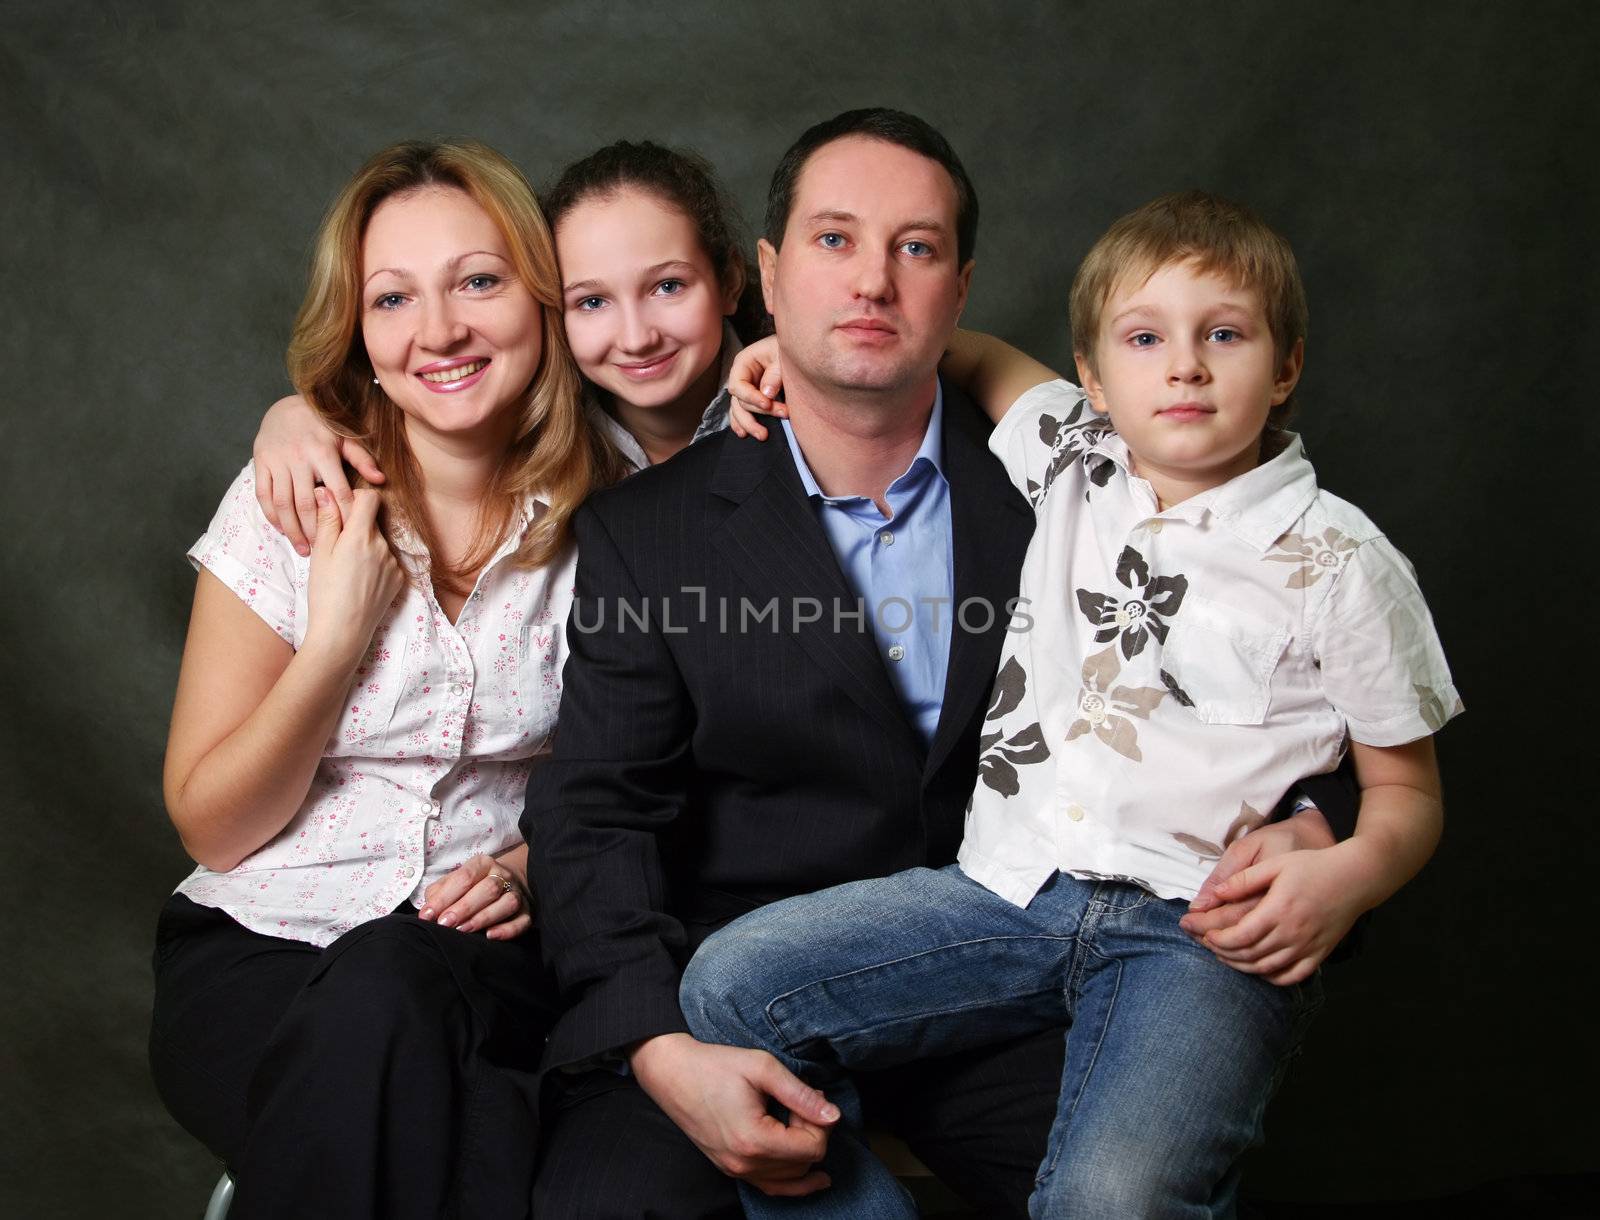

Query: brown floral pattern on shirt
[976,657,1051,797]
[1172,802,1265,860]
[1027,407,1110,506]
[1416,684,1463,731]
[1075,546,1188,660]
[1264,527,1359,588]
[1064,646,1168,762]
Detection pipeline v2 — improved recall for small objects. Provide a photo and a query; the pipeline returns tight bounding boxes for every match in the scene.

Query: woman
[252,139,762,545]
[151,138,612,1219]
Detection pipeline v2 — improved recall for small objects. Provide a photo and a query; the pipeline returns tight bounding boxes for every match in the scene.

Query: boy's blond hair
[1070,190,1308,430]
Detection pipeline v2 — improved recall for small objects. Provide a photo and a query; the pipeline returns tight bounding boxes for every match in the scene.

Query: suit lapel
[923,386,1035,782]
[710,429,915,747]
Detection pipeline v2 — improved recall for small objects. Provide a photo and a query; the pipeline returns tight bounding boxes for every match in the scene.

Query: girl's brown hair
[542,140,769,344]
[287,139,628,592]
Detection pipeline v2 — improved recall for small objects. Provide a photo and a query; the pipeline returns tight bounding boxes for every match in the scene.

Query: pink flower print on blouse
[1064,646,1168,762]
[1264,528,1359,588]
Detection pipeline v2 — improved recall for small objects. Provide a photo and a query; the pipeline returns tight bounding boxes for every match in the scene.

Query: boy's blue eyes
[1126,328,1245,347]
[819,233,846,249]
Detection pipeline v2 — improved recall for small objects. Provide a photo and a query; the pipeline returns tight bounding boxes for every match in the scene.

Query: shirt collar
[1200,433,1320,551]
[780,380,946,504]
[1092,429,1319,552]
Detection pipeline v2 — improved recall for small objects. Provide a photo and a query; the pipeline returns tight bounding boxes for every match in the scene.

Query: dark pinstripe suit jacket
[524,381,1035,1069]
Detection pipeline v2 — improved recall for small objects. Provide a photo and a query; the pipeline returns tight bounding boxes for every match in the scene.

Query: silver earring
[373,377,380,385]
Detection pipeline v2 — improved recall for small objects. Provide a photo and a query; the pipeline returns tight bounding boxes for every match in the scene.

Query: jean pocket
[1160,595,1287,725]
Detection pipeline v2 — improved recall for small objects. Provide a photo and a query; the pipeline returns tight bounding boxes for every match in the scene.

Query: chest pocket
[1160,594,1288,726]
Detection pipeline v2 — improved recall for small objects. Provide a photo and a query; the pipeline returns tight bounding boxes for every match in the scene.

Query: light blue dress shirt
[781,387,954,747]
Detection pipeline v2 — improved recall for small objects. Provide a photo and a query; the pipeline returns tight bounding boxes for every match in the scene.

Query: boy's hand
[1185,805,1334,928]
[1181,841,1377,986]
[726,337,786,440]
[254,393,386,555]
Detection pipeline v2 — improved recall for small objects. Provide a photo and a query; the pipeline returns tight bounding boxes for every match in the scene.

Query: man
[525,108,1346,1217]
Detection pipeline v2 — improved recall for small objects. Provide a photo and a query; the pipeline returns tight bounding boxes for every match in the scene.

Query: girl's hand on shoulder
[419,851,532,940]
[726,337,786,440]
[302,487,404,671]
[254,393,386,556]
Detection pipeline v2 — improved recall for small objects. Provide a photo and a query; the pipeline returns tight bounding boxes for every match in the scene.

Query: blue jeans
[680,864,1322,1219]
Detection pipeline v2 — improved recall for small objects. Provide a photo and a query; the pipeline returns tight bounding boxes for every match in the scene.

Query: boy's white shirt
[958,379,1462,907]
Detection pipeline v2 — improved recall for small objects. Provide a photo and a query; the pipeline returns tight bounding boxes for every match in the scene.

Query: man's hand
[629,1032,840,1197]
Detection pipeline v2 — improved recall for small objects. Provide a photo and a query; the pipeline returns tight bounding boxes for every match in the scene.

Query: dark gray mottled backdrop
[3,1,1595,1216]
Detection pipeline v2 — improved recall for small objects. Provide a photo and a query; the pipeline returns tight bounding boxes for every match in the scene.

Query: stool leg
[202,1171,234,1220]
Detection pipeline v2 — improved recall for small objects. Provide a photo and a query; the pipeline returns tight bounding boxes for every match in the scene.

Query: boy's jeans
[680,863,1322,1219]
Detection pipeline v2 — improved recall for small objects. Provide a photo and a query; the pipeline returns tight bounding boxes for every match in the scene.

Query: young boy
[683,191,1461,1217]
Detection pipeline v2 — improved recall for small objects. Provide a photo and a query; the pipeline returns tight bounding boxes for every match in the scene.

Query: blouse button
[1066,804,1086,822]
[450,683,465,696]
[402,865,417,879]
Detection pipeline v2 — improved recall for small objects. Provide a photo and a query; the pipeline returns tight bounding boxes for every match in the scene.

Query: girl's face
[361,186,543,450]
[557,188,738,412]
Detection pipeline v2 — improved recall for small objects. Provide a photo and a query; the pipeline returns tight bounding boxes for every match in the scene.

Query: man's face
[758,135,972,401]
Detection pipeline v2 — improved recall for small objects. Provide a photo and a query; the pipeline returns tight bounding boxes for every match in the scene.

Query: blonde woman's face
[361,186,543,450]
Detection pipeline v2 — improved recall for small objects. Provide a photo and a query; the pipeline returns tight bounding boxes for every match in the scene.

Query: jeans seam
[1038,951,1121,1187]
[759,934,1076,1055]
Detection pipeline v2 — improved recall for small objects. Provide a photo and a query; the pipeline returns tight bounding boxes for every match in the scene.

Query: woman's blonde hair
[287,139,628,590]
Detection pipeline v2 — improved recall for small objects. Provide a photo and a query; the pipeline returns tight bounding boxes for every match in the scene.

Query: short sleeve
[1312,535,1463,746]
[987,379,1101,502]
[186,463,305,645]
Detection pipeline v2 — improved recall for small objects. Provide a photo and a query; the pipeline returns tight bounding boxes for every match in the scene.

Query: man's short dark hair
[764,108,978,266]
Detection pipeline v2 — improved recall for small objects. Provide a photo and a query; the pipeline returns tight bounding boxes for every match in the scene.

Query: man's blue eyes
[816,234,933,255]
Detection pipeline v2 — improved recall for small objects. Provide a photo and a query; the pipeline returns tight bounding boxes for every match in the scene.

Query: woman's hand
[419,847,533,940]
[302,487,405,671]
[725,337,787,440]
[254,393,386,556]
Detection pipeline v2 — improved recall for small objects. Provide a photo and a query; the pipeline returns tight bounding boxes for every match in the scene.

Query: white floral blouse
[957,380,1463,907]
[176,464,575,946]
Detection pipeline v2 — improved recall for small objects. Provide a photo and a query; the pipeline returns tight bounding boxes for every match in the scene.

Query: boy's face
[1075,259,1302,507]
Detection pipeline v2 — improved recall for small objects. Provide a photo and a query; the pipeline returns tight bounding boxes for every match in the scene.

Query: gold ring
[487,871,514,895]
